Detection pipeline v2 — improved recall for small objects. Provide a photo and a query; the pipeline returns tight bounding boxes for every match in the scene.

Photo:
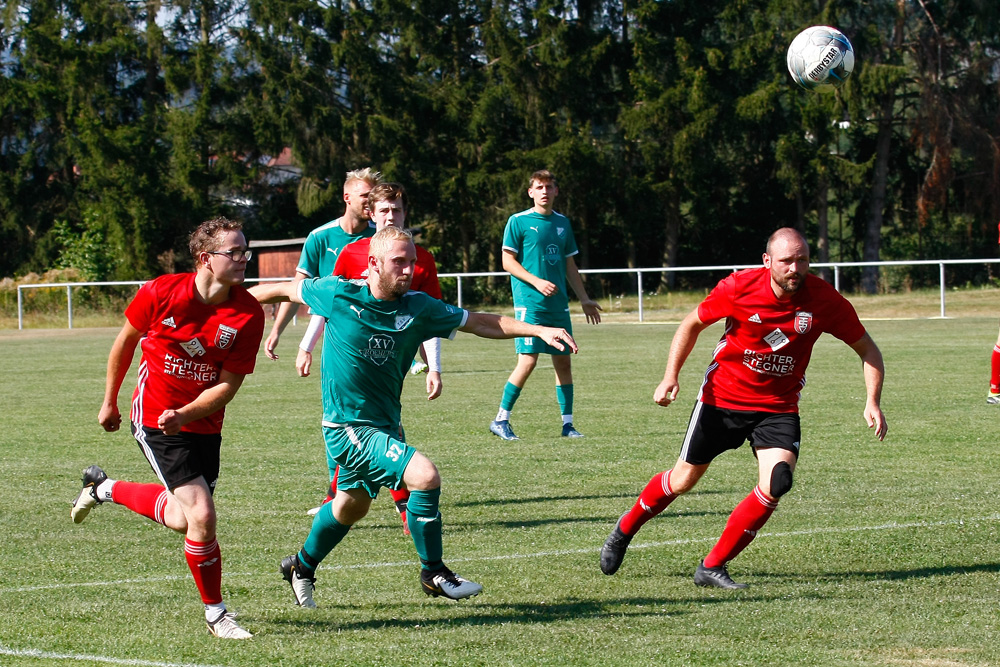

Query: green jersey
[502,208,579,314]
[297,218,376,278]
[299,277,468,429]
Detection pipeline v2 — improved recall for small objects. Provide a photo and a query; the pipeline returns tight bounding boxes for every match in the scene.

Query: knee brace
[769,462,793,498]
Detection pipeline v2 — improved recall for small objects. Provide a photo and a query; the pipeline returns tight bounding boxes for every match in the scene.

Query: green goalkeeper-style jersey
[502,208,579,314]
[299,277,468,429]
[297,218,376,278]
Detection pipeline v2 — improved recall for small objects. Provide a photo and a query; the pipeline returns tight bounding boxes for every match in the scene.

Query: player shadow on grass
[756,561,1000,584]
[450,488,733,509]
[266,595,736,634]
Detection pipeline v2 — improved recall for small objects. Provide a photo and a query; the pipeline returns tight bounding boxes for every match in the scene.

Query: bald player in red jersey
[70,217,264,639]
[297,182,442,531]
[600,227,887,589]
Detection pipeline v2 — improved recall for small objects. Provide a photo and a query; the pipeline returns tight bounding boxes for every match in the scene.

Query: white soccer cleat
[71,465,107,524]
[280,555,317,608]
[206,611,253,639]
[421,566,483,600]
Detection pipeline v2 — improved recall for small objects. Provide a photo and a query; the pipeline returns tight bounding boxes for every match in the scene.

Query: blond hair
[368,226,413,262]
[344,167,382,191]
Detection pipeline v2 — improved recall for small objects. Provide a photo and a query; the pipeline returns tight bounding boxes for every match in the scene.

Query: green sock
[408,488,443,571]
[300,502,351,569]
[556,383,574,416]
[500,382,522,412]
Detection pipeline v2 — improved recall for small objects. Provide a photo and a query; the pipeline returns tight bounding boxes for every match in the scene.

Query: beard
[774,273,804,294]
[378,271,412,299]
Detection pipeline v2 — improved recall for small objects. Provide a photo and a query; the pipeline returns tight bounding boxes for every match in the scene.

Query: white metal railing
[13,258,1000,329]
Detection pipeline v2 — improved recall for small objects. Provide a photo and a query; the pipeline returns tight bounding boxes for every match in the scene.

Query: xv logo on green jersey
[362,334,396,366]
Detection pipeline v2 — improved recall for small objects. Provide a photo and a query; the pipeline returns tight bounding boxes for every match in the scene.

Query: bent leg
[619,460,708,536]
[297,488,370,572]
[702,449,796,568]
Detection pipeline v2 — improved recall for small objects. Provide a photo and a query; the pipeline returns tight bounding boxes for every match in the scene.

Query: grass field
[1,314,1000,666]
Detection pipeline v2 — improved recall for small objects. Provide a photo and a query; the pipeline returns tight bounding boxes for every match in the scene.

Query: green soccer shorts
[323,424,417,499]
[513,307,574,355]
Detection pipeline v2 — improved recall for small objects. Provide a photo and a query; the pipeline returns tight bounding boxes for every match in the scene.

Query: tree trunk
[816,170,831,283]
[861,0,906,294]
[659,186,680,291]
[861,93,894,294]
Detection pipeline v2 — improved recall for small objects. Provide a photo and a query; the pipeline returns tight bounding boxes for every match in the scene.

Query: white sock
[205,603,227,622]
[562,414,574,426]
[96,479,116,503]
[495,409,511,422]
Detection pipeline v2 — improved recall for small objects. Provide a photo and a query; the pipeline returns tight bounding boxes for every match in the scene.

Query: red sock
[703,486,777,568]
[389,487,410,507]
[185,538,223,605]
[111,481,170,525]
[390,487,410,519]
[619,470,676,536]
[322,467,340,504]
[990,345,1000,394]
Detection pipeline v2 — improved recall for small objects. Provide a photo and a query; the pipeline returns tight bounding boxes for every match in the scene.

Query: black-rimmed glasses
[208,249,253,262]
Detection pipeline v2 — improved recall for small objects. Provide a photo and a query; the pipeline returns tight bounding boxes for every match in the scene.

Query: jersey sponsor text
[163,353,220,383]
[743,349,796,376]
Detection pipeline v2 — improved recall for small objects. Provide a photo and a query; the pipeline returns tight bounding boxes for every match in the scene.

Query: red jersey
[124,273,265,434]
[696,267,865,413]
[333,237,443,299]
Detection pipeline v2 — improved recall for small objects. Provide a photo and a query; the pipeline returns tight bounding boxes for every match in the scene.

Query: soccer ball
[786,26,855,93]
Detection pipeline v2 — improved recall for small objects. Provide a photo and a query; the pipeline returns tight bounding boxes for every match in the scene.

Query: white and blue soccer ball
[786,25,855,93]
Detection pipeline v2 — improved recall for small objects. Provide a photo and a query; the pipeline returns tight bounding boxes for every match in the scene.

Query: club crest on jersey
[545,244,560,266]
[362,334,396,366]
[215,324,238,350]
[794,311,813,335]
[556,226,565,237]
[395,314,414,330]
[180,338,207,357]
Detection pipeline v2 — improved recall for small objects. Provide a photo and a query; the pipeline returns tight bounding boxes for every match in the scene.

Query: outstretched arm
[653,308,712,407]
[459,312,578,353]
[262,274,306,360]
[250,280,304,305]
[849,332,888,441]
[565,256,602,325]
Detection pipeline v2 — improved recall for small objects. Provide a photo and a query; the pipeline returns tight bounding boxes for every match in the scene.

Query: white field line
[0,515,994,667]
[3,514,997,595]
[0,644,227,667]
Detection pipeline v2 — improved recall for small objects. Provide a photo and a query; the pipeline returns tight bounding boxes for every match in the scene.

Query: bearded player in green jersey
[250,226,577,606]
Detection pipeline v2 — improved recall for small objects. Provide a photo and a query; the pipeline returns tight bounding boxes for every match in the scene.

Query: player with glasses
[208,249,253,262]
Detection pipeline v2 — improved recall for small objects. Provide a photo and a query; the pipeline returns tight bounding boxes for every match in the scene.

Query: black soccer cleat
[280,554,317,608]
[421,566,482,600]
[694,560,748,590]
[600,515,633,575]
[71,465,108,524]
